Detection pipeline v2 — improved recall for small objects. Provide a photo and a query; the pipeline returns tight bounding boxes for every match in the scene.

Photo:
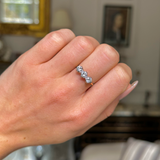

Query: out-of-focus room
[1,0,160,160]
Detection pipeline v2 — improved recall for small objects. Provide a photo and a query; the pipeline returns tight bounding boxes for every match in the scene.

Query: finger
[69,44,119,90]
[88,81,138,128]
[87,98,119,130]
[76,98,119,137]
[119,81,138,100]
[79,63,132,127]
[26,29,75,64]
[46,36,99,77]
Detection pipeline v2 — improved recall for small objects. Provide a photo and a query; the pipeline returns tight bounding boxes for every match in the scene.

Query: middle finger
[70,44,119,90]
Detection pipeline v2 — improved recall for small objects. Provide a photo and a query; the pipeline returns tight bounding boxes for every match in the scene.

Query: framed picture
[0,0,50,37]
[102,6,132,47]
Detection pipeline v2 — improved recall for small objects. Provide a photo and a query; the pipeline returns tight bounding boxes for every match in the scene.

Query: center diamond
[81,71,88,78]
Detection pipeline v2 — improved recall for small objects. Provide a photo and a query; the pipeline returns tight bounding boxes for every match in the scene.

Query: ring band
[77,66,93,85]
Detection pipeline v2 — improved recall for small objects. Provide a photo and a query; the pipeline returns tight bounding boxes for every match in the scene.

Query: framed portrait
[102,6,132,47]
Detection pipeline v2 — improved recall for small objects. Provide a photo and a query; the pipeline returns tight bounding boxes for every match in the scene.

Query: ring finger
[70,44,120,90]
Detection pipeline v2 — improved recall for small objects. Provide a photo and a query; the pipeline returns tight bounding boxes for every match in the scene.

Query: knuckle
[71,111,84,126]
[59,28,75,37]
[40,31,64,52]
[47,31,65,44]
[115,63,132,84]
[69,109,87,129]
[76,36,95,51]
[39,30,75,53]
[99,44,119,62]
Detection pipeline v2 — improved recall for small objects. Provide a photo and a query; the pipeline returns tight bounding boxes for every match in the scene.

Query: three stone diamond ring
[76,66,93,86]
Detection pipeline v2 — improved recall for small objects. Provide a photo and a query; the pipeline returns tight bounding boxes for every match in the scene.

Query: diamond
[77,66,83,73]
[85,77,92,83]
[81,71,88,78]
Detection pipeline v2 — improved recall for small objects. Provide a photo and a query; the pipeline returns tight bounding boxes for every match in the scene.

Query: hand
[0,29,133,158]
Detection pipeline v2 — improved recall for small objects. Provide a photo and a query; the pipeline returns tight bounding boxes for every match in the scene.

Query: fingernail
[119,81,139,100]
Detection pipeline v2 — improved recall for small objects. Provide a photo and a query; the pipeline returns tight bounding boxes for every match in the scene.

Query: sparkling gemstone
[77,66,83,73]
[85,77,92,83]
[81,71,88,78]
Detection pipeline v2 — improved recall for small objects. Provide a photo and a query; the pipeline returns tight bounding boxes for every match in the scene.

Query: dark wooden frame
[102,5,132,47]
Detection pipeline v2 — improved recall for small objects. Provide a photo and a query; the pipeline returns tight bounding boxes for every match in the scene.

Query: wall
[124,0,160,104]
[3,0,73,54]
[3,0,160,104]
[71,0,160,104]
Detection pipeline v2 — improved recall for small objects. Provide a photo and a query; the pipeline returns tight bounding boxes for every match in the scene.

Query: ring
[76,66,93,86]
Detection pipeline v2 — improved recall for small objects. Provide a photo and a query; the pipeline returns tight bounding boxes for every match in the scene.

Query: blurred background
[1,0,160,160]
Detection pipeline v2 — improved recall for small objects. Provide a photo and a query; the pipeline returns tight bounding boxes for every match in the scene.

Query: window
[0,0,39,24]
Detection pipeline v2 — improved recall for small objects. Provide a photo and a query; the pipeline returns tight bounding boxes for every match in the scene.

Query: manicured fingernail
[119,81,139,100]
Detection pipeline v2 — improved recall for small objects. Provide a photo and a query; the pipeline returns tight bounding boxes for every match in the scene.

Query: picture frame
[102,6,132,47]
[0,0,50,37]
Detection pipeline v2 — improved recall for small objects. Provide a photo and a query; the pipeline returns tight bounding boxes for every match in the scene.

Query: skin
[0,29,132,159]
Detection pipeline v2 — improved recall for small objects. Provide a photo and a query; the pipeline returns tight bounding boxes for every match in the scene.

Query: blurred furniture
[75,104,160,159]
[80,138,160,160]
[80,142,125,160]
[3,139,75,160]
[0,0,50,37]
[3,145,53,160]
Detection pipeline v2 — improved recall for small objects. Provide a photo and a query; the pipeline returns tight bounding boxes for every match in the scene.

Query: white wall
[3,0,160,104]
[124,0,160,104]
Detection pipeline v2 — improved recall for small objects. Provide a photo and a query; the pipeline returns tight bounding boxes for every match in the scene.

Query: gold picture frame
[0,0,50,37]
